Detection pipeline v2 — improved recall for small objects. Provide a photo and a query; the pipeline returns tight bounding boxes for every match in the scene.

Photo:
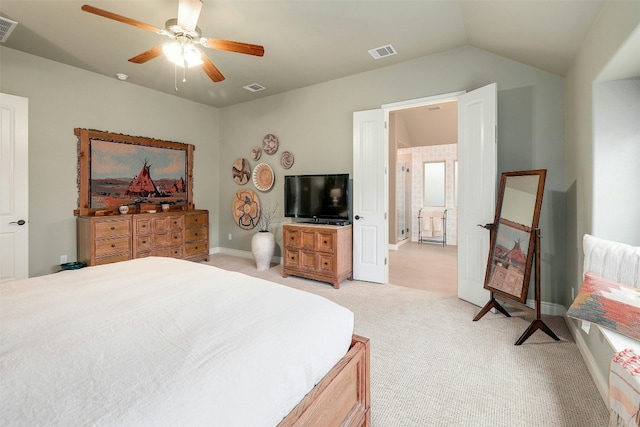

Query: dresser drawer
[95,253,131,265]
[284,249,300,268]
[184,241,207,257]
[135,218,152,234]
[94,220,130,237]
[135,235,152,252]
[317,232,335,253]
[185,227,206,242]
[186,213,207,228]
[170,231,184,245]
[284,229,301,248]
[95,236,130,257]
[168,216,184,231]
[317,253,335,274]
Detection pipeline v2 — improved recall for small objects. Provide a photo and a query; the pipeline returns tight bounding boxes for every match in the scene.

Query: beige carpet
[205,254,609,427]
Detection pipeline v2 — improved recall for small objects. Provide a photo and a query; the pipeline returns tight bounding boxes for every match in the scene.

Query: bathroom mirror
[483,169,546,303]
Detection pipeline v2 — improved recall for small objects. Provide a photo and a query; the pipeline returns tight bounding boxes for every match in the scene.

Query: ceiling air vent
[368,44,396,60]
[243,83,266,93]
[0,16,18,43]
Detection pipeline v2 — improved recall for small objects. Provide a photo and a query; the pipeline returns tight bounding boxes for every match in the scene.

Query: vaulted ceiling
[0,1,608,108]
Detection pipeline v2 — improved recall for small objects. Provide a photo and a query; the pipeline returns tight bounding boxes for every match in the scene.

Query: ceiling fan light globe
[163,42,202,68]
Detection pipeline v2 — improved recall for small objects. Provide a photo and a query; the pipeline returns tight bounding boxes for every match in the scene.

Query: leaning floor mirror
[474,169,559,345]
[485,169,546,303]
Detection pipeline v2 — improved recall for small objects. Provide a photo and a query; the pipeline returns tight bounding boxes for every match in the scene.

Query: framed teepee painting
[75,129,194,216]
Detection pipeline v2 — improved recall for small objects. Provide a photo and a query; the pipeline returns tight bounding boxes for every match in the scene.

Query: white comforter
[0,257,354,427]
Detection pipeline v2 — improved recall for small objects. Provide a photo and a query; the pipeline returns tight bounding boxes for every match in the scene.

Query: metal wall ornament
[232,189,260,229]
[232,158,251,185]
[280,151,294,169]
[253,163,275,192]
[262,133,279,155]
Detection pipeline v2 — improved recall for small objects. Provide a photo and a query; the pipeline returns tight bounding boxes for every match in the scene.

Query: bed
[0,257,370,426]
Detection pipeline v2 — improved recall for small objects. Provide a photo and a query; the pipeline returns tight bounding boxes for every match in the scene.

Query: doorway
[387,100,458,294]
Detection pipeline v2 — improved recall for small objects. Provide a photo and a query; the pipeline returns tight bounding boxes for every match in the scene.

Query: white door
[457,83,497,306]
[0,93,29,282]
[352,109,388,283]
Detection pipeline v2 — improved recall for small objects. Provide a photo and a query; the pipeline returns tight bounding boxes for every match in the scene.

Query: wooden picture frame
[75,129,194,216]
[483,169,546,304]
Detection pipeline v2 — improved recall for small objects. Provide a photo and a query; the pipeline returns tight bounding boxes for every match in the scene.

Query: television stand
[282,223,353,288]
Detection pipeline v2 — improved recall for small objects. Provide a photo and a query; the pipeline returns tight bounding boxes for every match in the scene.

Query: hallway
[389,242,457,296]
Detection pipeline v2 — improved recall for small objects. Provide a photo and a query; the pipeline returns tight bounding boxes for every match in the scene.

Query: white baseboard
[524,299,566,316]
[564,317,609,407]
[210,247,283,265]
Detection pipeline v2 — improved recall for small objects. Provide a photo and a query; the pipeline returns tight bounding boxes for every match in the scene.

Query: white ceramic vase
[251,231,275,271]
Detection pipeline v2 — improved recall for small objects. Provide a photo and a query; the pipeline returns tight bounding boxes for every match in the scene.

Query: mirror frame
[483,169,546,304]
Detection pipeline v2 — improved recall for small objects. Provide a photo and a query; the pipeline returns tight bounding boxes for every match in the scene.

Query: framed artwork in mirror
[75,129,194,216]
[483,169,546,304]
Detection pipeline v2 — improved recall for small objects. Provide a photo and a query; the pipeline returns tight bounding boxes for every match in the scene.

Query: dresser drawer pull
[142,240,147,244]
[194,232,198,236]
[111,244,116,248]
[174,236,178,240]
[323,240,328,244]
[110,226,115,230]
[142,224,147,228]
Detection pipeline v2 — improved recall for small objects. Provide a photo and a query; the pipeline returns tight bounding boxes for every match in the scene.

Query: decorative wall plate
[251,146,262,161]
[232,189,260,230]
[232,158,251,185]
[262,134,279,155]
[280,151,294,169]
[253,163,275,192]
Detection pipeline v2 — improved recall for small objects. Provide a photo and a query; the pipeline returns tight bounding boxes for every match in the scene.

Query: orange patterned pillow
[567,272,640,341]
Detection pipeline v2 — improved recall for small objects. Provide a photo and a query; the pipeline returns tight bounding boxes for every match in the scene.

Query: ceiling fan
[81,0,264,84]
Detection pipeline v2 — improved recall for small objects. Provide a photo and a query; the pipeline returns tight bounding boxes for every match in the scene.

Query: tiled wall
[398,144,458,245]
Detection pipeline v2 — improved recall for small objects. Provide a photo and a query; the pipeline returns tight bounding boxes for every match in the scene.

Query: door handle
[354,215,364,220]
[9,220,26,226]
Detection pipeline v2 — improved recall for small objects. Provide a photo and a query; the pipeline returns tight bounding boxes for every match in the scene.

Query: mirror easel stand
[473,229,560,345]
[514,228,559,345]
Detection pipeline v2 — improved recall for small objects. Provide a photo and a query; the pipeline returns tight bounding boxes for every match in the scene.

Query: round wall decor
[252,163,275,192]
[251,146,262,161]
[232,189,260,229]
[232,158,251,185]
[280,151,294,169]
[262,134,279,155]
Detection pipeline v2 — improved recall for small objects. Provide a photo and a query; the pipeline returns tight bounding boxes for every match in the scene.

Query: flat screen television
[284,174,351,224]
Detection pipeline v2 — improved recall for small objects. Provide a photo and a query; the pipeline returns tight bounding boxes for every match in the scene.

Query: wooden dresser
[282,223,352,289]
[77,209,209,266]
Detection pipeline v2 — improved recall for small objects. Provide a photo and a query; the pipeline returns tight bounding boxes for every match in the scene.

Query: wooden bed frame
[279,334,371,427]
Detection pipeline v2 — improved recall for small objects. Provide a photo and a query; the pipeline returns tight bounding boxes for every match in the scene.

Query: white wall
[593,77,640,244]
[0,47,221,277]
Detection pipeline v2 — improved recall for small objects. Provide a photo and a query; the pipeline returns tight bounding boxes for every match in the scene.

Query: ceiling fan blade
[128,46,164,64]
[177,0,202,32]
[201,55,225,82]
[81,5,163,34]
[201,38,265,57]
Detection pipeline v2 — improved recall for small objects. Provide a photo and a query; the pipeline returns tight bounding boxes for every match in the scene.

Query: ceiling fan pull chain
[174,64,178,91]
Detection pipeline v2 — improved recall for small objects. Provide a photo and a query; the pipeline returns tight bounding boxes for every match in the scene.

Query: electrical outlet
[228,233,232,240]
[60,255,67,264]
